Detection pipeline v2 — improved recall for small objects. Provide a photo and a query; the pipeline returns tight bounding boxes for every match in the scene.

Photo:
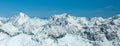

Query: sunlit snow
[0,12,120,46]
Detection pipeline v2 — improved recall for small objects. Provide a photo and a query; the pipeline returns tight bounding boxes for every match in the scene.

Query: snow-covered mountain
[0,12,120,46]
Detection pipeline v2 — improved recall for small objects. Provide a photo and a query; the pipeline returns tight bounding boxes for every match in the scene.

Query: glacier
[0,12,120,46]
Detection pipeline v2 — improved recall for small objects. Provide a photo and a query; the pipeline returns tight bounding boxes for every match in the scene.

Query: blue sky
[0,0,120,18]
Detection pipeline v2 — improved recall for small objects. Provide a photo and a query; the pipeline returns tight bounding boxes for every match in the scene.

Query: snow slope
[0,12,120,46]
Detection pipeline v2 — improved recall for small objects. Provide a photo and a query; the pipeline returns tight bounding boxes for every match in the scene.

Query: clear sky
[0,0,120,18]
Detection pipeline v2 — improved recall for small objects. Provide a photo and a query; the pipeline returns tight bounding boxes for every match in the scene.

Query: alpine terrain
[0,12,120,46]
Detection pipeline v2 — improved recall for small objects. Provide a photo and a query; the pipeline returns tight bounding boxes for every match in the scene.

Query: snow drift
[0,12,120,46]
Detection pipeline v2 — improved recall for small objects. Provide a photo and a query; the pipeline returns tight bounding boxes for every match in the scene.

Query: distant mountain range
[0,12,120,46]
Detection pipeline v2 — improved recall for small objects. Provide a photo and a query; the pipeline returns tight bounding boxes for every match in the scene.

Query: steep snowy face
[9,12,29,26]
[0,13,120,46]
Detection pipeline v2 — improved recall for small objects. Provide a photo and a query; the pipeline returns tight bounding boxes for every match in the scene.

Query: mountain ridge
[0,12,120,46]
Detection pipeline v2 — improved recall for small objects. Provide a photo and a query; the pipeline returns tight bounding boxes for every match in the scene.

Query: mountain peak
[19,12,25,16]
[52,13,69,18]
[19,12,28,18]
[50,13,70,20]
[8,12,29,26]
[111,14,120,19]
